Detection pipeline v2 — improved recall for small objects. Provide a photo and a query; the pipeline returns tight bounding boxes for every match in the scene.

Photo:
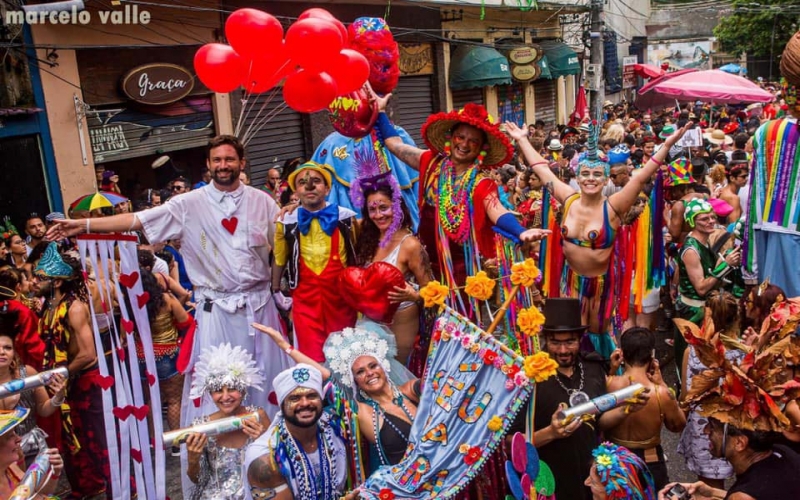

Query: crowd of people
[0,32,799,500]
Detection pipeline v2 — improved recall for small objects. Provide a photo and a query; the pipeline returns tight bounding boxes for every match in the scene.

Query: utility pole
[589,0,604,115]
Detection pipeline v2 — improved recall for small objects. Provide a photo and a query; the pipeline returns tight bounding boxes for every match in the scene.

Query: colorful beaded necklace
[437,158,479,243]
[276,415,338,499]
[361,385,415,465]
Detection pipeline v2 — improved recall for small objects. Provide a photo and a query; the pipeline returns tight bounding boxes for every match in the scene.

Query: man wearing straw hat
[374,97,549,313]
[45,135,292,421]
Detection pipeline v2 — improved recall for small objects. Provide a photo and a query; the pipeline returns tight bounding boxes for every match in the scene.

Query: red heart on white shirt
[221,217,238,234]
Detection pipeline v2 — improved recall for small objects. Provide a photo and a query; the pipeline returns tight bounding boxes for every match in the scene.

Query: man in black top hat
[533,298,649,500]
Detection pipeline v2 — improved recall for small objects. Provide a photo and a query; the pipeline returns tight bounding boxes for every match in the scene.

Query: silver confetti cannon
[9,450,52,500]
[557,383,647,422]
[163,411,260,448]
[0,367,68,400]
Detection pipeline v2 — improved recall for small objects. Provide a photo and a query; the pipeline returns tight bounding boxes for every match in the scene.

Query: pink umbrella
[636,69,773,109]
[632,63,664,80]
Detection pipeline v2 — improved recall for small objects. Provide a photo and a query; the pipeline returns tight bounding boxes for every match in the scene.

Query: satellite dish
[152,155,171,169]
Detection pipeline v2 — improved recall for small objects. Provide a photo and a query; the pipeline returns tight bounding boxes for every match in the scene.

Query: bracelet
[375,112,399,141]
[651,157,664,167]
[85,219,91,234]
[530,161,549,167]
[284,345,294,355]
[50,396,65,407]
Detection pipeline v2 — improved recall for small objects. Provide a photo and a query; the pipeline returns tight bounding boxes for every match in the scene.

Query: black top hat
[542,298,589,333]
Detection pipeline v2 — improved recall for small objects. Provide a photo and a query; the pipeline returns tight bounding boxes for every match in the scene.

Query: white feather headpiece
[189,343,264,399]
[323,327,392,389]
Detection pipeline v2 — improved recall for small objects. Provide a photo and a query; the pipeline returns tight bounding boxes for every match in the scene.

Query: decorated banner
[359,305,555,499]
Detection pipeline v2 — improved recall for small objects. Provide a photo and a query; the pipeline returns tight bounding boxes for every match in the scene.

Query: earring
[444,133,452,156]
[476,150,487,167]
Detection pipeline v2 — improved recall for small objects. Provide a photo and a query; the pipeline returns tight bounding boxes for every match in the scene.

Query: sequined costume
[189,411,255,500]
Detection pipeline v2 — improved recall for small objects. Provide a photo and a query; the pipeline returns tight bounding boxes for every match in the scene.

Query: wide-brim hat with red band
[421,103,513,169]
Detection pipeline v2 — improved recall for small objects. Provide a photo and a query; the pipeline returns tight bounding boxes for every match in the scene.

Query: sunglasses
[172,185,185,191]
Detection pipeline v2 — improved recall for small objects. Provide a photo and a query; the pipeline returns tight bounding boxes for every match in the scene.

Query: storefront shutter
[239,93,307,187]
[533,79,557,129]
[392,75,435,146]
[451,87,484,110]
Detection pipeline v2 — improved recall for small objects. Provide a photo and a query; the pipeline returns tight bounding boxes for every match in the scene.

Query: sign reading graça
[121,63,194,105]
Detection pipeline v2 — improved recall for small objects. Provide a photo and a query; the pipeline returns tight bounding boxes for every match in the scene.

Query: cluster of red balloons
[194,8,370,113]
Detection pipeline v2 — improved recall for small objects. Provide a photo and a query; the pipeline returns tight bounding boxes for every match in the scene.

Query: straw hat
[705,129,733,146]
[0,408,30,437]
[421,103,513,169]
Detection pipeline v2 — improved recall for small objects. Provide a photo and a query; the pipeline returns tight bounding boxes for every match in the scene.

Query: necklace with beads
[437,158,478,243]
[364,385,415,465]
[277,416,337,499]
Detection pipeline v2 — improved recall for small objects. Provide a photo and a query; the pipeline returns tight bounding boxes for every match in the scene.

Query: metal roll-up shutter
[239,94,307,187]
[533,79,557,129]
[451,87,484,110]
[392,75,434,146]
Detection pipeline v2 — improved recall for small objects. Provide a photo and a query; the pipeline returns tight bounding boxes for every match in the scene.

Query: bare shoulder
[400,232,422,252]
[606,375,627,391]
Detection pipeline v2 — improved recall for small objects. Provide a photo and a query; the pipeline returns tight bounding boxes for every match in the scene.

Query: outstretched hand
[504,122,529,142]
[375,92,392,113]
[45,219,84,241]
[662,121,695,150]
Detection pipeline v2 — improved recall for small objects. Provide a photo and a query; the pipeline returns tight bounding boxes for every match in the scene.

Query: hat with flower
[189,343,264,399]
[0,216,19,241]
[663,157,696,188]
[592,442,655,499]
[421,103,513,169]
[676,298,800,432]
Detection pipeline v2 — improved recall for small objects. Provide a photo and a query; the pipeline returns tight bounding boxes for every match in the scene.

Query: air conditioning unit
[585,64,602,91]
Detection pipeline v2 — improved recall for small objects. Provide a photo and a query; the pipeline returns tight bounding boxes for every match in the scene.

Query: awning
[539,41,580,78]
[537,56,553,80]
[449,45,512,90]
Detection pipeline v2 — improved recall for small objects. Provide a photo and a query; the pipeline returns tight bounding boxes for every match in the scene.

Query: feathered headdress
[323,326,393,391]
[675,298,800,432]
[349,147,403,248]
[592,442,655,500]
[189,343,264,399]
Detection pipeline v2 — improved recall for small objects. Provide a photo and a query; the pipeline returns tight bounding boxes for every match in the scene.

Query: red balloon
[194,43,246,93]
[285,18,344,72]
[225,8,283,59]
[243,43,294,94]
[328,87,379,138]
[298,8,348,44]
[283,70,338,113]
[326,49,371,95]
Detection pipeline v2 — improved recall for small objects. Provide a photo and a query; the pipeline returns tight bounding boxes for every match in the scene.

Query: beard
[283,405,323,428]
[212,167,240,186]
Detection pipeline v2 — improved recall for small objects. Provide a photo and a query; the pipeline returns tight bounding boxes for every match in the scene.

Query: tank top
[378,412,412,465]
[379,233,416,311]
[150,309,179,344]
[727,445,800,498]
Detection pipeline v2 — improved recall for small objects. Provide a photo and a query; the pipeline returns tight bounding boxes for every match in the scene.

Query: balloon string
[234,59,257,138]
[240,88,280,145]
[242,95,287,146]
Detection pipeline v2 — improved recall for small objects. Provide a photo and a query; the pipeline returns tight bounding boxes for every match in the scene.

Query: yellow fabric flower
[487,416,504,432]
[524,352,558,382]
[458,443,471,454]
[517,306,545,336]
[510,259,541,288]
[465,271,496,301]
[420,281,449,308]
[596,454,613,467]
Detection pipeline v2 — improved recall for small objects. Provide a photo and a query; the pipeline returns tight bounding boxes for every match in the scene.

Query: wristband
[50,395,65,407]
[710,261,732,279]
[492,213,527,244]
[85,219,91,233]
[651,157,664,167]
[284,345,294,355]
[375,112,399,140]
[530,161,549,167]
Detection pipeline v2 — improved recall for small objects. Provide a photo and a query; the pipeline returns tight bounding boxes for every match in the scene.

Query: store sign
[399,43,434,75]
[511,64,540,82]
[622,56,638,89]
[509,45,542,65]
[90,125,130,157]
[121,63,194,105]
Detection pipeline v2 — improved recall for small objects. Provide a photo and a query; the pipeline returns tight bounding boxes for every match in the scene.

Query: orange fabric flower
[420,281,449,308]
[524,351,558,382]
[510,259,541,288]
[517,306,545,336]
[465,271,496,301]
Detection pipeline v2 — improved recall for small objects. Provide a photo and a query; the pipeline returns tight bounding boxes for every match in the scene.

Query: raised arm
[504,122,574,204]
[611,122,693,213]
[375,93,424,171]
[252,323,331,380]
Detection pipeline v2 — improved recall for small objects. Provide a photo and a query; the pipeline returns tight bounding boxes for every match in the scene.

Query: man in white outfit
[46,135,290,421]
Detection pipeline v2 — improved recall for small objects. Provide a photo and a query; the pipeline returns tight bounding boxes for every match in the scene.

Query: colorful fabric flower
[506,364,521,378]
[517,306,545,336]
[483,350,498,365]
[458,443,471,454]
[464,446,482,465]
[487,415,504,432]
[592,442,656,499]
[514,372,530,387]
[510,258,541,288]
[465,271,496,301]
[420,281,449,308]
[523,352,558,382]
[378,488,395,500]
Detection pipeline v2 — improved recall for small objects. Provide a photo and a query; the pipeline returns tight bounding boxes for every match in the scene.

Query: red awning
[632,64,664,80]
